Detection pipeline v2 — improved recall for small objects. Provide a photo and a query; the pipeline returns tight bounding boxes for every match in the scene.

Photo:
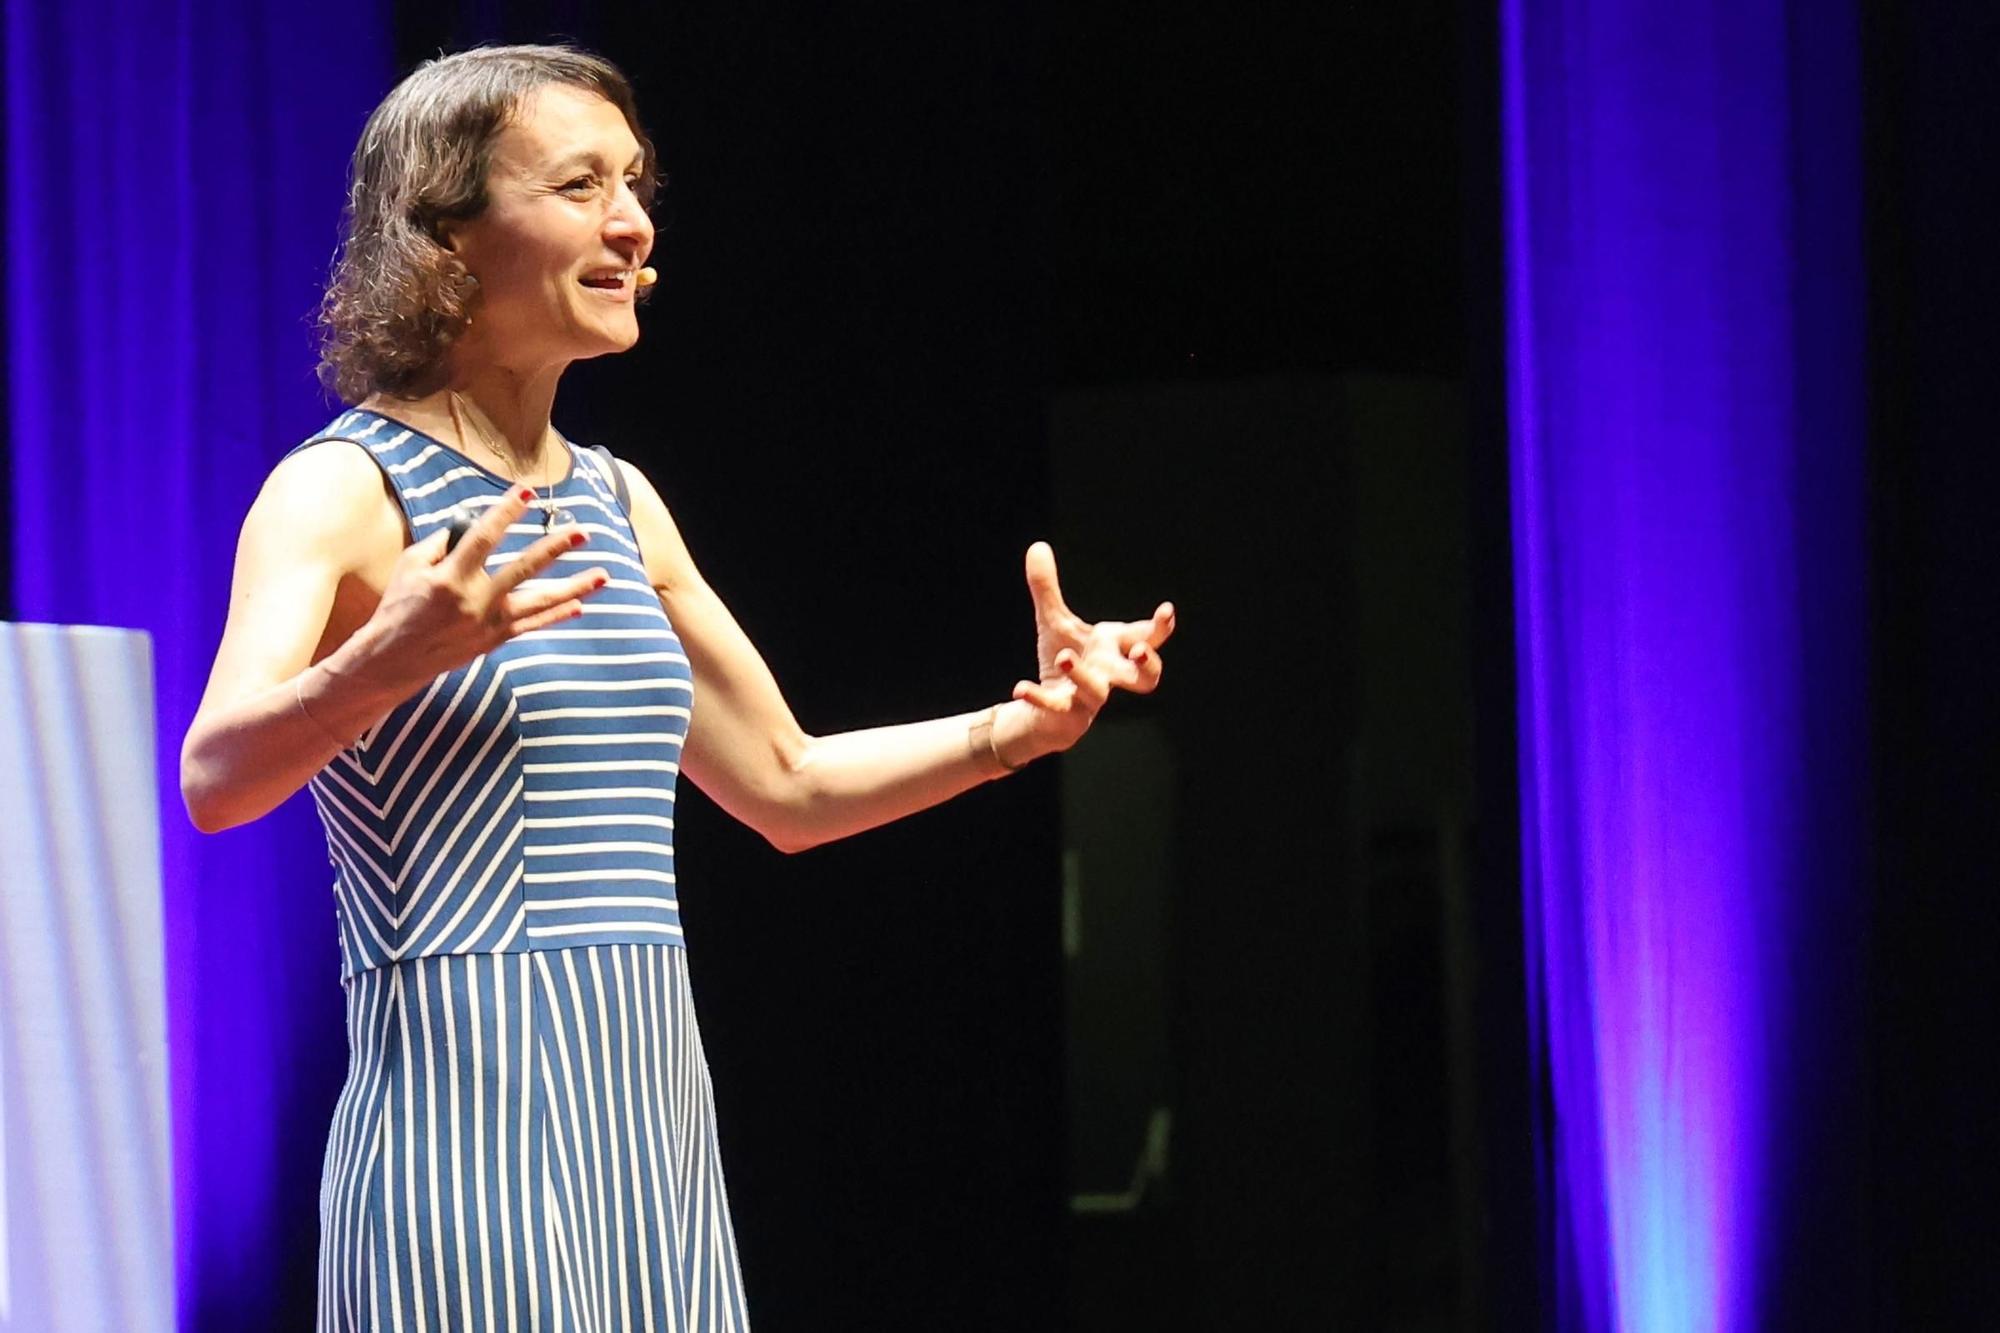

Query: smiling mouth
[578,270,632,292]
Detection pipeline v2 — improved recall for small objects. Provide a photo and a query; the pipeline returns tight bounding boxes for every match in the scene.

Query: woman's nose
[607,183,654,247]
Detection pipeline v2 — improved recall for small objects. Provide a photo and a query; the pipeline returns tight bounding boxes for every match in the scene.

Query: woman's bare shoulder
[242,437,404,571]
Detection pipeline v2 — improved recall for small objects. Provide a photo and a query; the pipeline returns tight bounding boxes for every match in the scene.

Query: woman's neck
[448,363,564,468]
[448,389,555,481]
[365,364,567,481]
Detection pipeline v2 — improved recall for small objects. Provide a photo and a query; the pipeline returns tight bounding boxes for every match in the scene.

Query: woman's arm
[618,461,1172,853]
[181,444,603,832]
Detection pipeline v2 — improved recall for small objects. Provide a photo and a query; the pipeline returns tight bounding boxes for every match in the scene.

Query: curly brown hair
[317,45,659,403]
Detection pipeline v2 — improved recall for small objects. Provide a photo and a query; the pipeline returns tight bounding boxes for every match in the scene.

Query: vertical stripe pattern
[317,947,749,1332]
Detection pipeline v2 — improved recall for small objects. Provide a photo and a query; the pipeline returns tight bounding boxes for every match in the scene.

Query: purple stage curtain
[1501,0,1866,1329]
[5,3,390,1326]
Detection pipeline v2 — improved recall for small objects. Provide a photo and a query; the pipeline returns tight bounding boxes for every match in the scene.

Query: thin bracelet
[295,667,347,749]
[970,705,1024,775]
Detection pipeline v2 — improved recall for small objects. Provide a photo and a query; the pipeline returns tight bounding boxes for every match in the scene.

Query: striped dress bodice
[300,408,693,979]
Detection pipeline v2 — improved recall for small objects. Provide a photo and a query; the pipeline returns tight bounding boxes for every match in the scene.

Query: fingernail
[592,574,608,589]
[518,487,536,503]
[569,530,588,547]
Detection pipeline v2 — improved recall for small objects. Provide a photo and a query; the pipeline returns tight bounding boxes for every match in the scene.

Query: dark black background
[386,3,1485,1329]
[402,3,1487,1327]
[1864,0,2000,1325]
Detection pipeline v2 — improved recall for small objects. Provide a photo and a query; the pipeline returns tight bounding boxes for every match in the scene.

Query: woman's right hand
[186,451,616,833]
[351,486,611,691]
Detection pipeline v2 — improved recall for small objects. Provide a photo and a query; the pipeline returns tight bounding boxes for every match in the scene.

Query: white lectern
[0,623,174,1331]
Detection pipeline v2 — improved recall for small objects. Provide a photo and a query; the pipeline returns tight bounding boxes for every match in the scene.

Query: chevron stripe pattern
[293,412,749,1330]
[301,410,694,979]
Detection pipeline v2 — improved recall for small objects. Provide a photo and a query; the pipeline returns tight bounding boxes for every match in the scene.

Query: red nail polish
[569,530,587,547]
[518,487,536,502]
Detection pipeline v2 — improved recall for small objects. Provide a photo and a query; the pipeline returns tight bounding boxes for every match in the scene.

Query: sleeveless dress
[296,409,751,1333]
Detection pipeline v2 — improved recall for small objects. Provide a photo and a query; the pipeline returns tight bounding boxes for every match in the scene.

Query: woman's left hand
[1001,541,1175,764]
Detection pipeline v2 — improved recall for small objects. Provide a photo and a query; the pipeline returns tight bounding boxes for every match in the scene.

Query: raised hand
[360,487,610,689]
[1005,541,1175,759]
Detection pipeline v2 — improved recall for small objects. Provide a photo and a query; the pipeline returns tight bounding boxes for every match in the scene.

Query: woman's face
[445,84,656,374]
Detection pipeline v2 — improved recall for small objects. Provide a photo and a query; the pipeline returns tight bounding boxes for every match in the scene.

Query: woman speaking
[180,44,1173,1332]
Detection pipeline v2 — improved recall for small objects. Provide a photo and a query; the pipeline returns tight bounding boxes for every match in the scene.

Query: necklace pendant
[544,502,572,530]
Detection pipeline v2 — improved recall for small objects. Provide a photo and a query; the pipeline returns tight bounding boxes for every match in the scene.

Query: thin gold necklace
[449,391,572,529]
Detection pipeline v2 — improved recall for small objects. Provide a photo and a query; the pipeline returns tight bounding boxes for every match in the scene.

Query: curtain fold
[5,4,390,1325]
[1501,0,1867,1328]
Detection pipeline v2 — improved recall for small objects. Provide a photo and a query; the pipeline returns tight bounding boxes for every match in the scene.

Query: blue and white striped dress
[296,409,750,1333]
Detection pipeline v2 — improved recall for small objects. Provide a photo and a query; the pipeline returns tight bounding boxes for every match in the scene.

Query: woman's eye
[561,176,597,195]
